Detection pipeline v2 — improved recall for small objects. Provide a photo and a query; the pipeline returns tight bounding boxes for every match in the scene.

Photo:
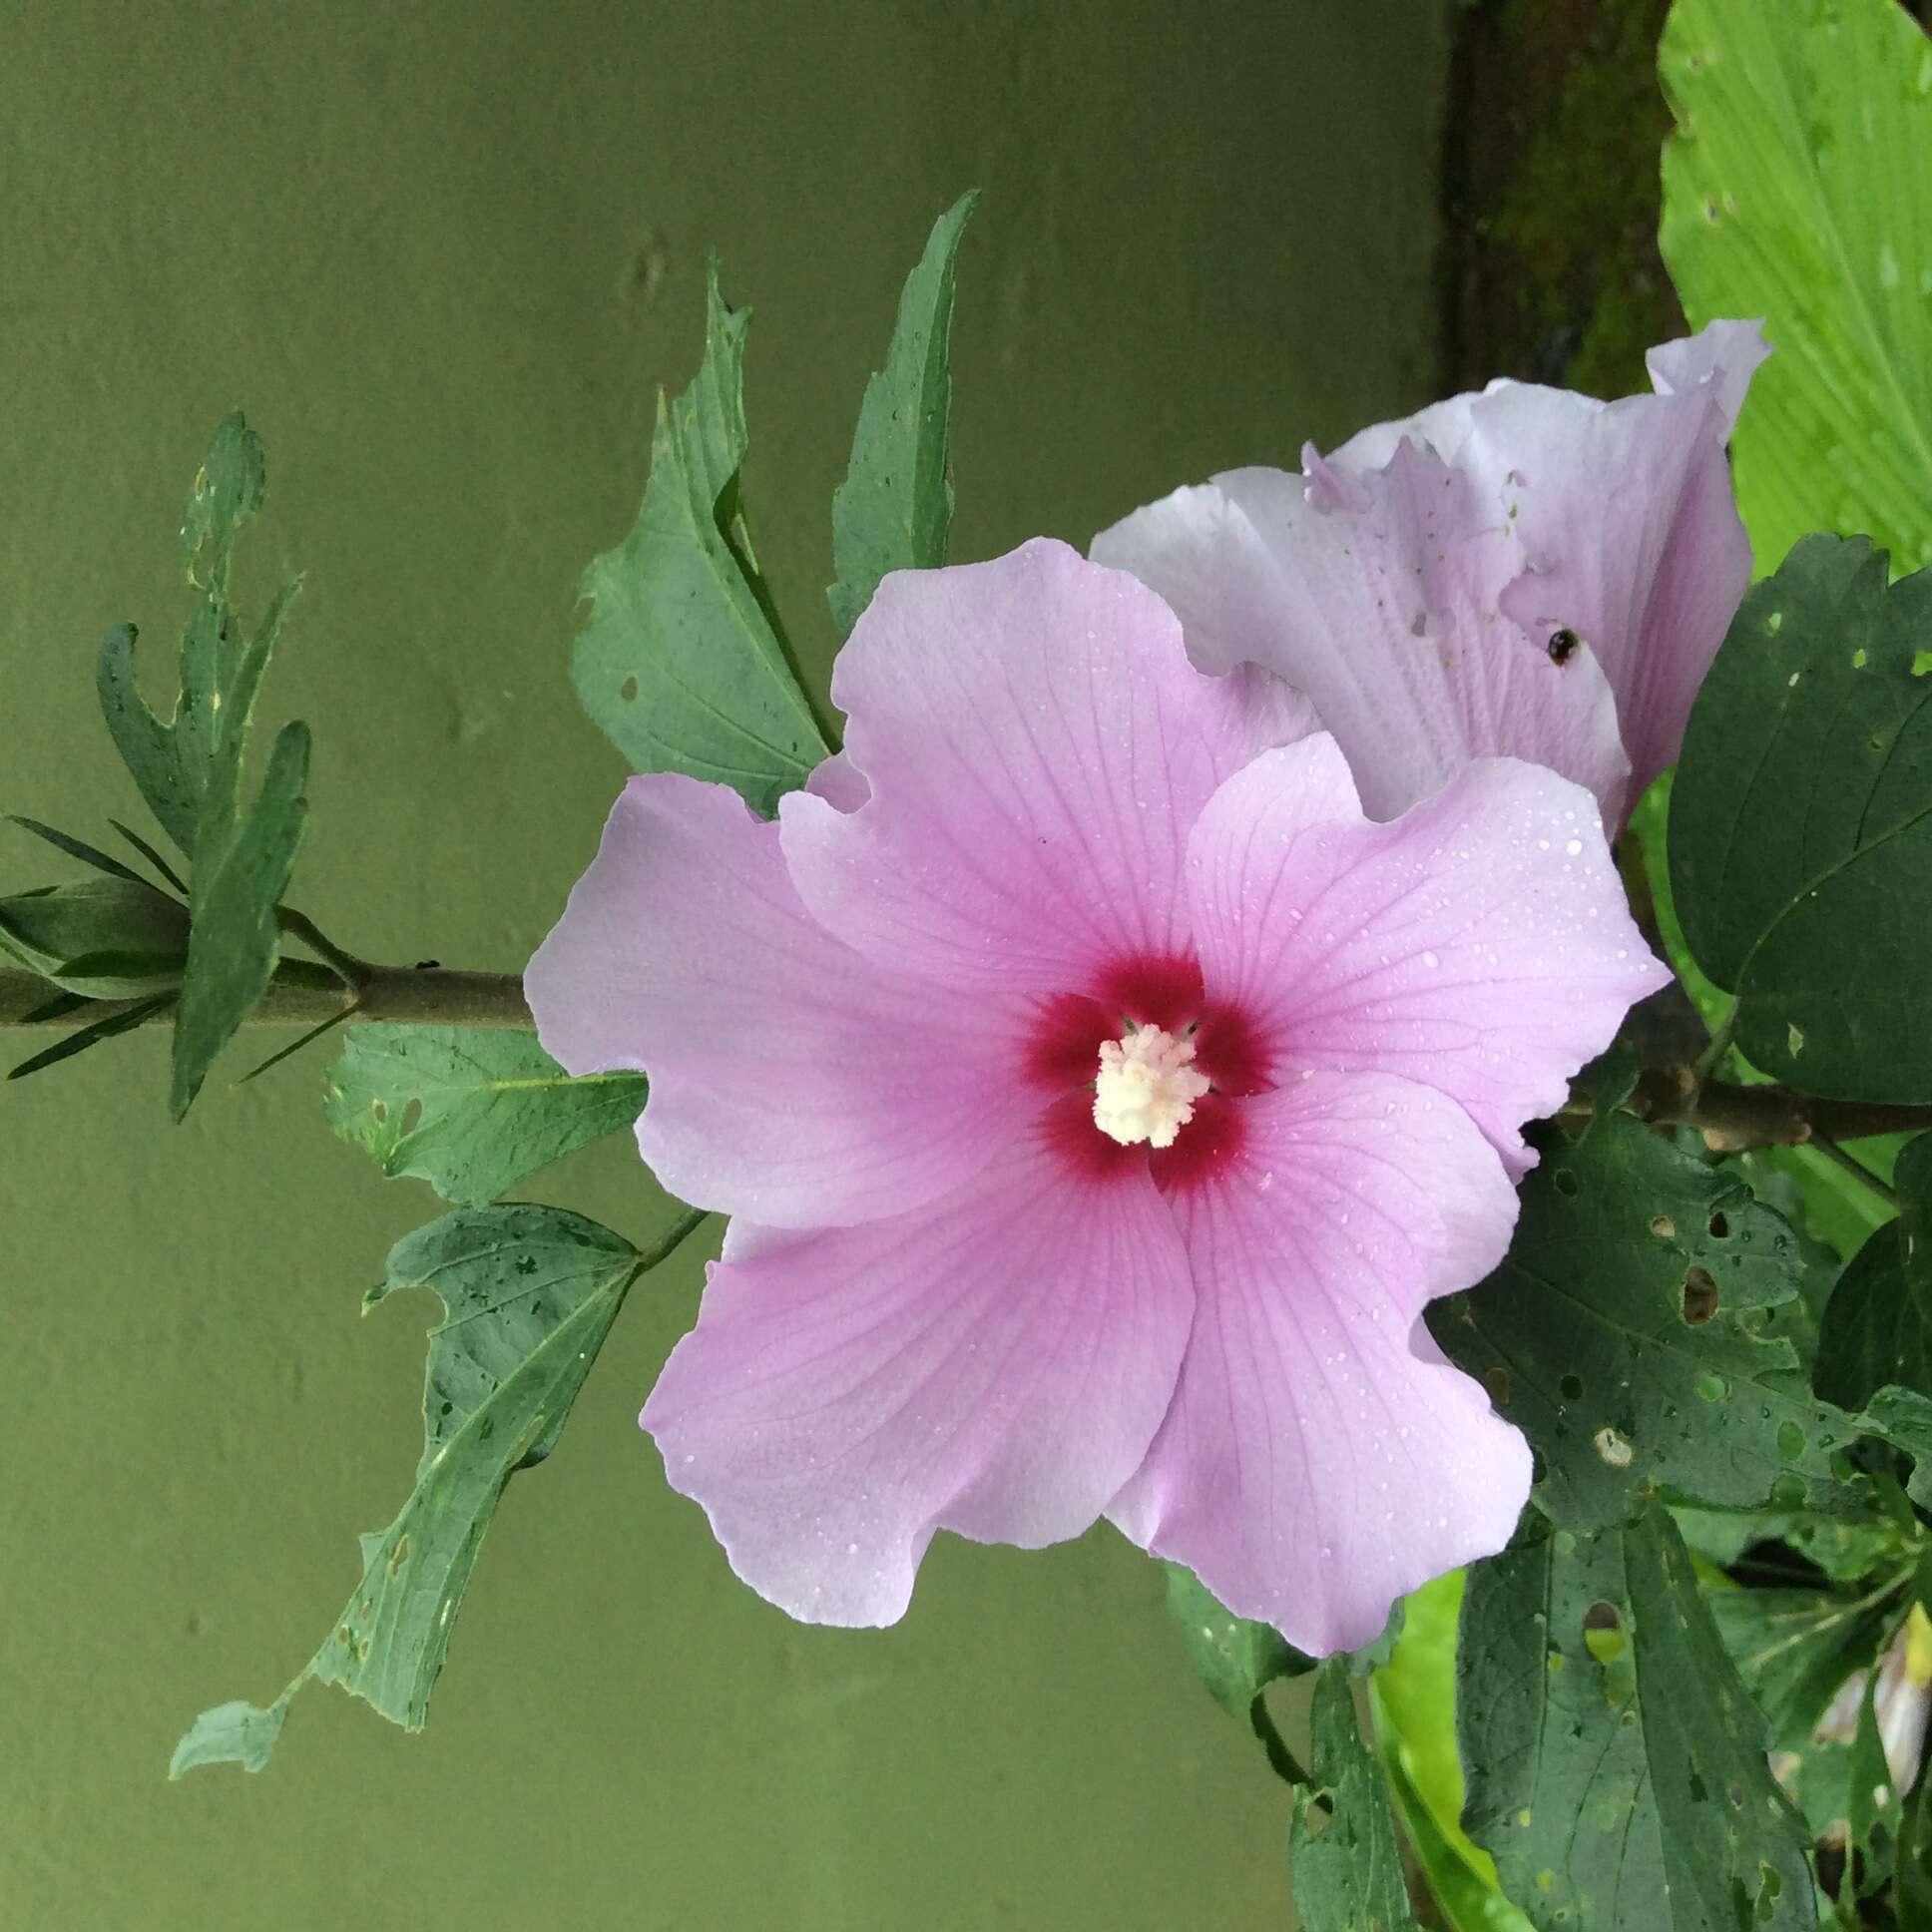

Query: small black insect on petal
[1547,627,1582,666]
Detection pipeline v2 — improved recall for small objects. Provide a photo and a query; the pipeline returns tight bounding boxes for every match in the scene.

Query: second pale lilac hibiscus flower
[527,539,1668,1654]
[1093,320,1770,829]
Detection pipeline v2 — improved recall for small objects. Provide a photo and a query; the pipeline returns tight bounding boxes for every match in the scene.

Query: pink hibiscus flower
[527,539,1668,1653]
[1093,320,1769,830]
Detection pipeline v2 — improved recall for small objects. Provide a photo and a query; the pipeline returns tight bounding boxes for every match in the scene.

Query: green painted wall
[1,4,1446,1925]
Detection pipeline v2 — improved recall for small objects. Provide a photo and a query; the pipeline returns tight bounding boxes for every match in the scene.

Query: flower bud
[0,875,192,999]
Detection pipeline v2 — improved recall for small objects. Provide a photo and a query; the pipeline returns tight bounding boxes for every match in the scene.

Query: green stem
[275,905,375,989]
[634,1205,713,1274]
[1690,1001,1737,1086]
[1626,1067,1932,1154]
[1808,1132,1901,1211]
[1249,1691,1325,1802]
[0,961,531,1029]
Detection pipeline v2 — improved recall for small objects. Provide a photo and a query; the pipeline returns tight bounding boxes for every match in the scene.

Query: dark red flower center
[1025,951,1272,1195]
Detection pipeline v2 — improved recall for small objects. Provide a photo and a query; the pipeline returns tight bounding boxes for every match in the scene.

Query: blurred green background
[0,3,1446,1925]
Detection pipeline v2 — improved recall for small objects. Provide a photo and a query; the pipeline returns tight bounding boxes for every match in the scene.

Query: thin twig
[1628,1066,1932,1154]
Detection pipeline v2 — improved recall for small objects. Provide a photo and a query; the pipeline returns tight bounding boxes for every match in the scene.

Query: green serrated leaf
[1660,0,1932,578]
[1670,536,1932,1099]
[572,260,828,816]
[1458,1507,1815,1931]
[323,1025,648,1206]
[167,1696,287,1777]
[169,720,309,1118]
[827,191,976,638]
[171,1205,698,1776]
[178,410,265,587]
[1290,1657,1423,1932]
[96,414,298,857]
[1429,1112,1857,1531]
[8,990,175,1081]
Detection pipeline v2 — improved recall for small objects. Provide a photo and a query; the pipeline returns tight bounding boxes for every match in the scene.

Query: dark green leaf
[572,260,828,816]
[6,813,148,885]
[1817,1135,1932,1412]
[1660,0,1932,579]
[0,875,190,1000]
[1289,1658,1421,1932]
[1161,1560,1311,1720]
[16,989,91,1026]
[323,1025,647,1206]
[1428,1112,1856,1530]
[170,1205,697,1775]
[169,720,309,1118]
[1458,1507,1814,1930]
[109,816,188,893]
[1670,537,1932,1099]
[8,991,175,1080]
[827,191,976,638]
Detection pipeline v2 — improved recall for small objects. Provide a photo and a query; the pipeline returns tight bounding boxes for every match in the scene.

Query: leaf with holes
[95,414,301,857]
[1660,0,1932,578]
[84,415,313,1114]
[827,192,976,639]
[323,1026,647,1207]
[1670,537,1932,1101]
[1289,1657,1422,1932]
[171,1205,667,1775]
[1371,1571,1533,1931]
[572,260,829,816]
[1458,1506,1815,1931]
[1427,1112,1858,1532]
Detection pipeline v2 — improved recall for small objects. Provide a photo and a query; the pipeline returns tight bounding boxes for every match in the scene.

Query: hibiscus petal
[1185,736,1671,1173]
[1109,1072,1528,1655]
[1483,326,1767,800]
[780,538,1303,996]
[524,772,1035,1227]
[1339,319,1767,804]
[1092,444,1632,825]
[642,1135,1195,1626]
[1645,318,1767,433]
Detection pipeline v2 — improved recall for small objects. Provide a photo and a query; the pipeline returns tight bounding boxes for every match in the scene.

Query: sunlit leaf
[1661,0,1932,575]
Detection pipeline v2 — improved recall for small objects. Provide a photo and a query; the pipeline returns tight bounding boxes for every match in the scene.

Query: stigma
[1093,1025,1211,1150]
